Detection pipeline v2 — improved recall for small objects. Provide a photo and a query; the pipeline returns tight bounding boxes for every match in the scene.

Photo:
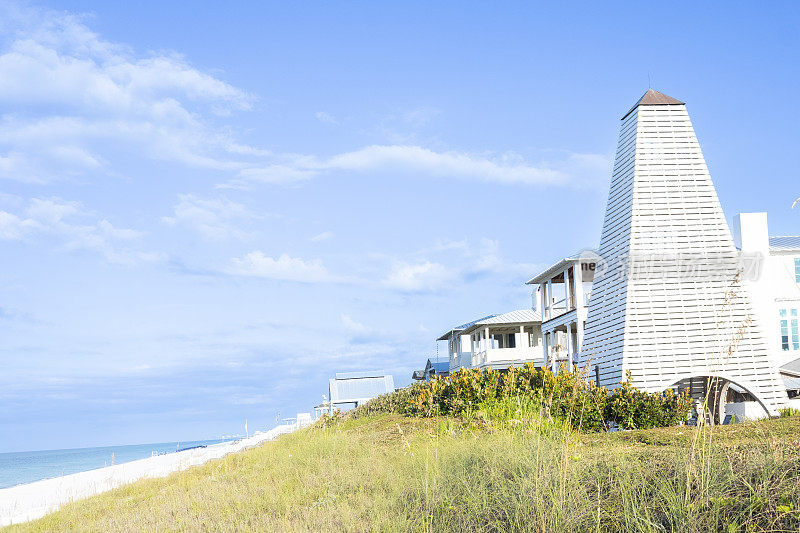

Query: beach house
[412,359,450,381]
[438,310,542,372]
[525,251,599,374]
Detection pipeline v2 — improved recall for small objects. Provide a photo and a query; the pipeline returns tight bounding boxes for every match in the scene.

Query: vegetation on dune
[350,365,694,432]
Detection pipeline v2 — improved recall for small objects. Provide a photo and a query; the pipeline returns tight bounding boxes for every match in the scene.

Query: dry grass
[6,411,800,532]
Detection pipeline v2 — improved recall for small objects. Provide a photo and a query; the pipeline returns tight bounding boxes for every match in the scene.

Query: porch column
[565,324,573,372]
[540,283,547,320]
[543,332,550,368]
[574,259,585,358]
[546,279,553,320]
[484,327,490,352]
[520,325,526,349]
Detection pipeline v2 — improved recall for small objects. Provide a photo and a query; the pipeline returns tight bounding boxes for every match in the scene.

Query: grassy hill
[6,407,800,532]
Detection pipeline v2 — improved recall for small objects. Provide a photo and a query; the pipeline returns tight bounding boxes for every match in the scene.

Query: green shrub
[350,365,692,432]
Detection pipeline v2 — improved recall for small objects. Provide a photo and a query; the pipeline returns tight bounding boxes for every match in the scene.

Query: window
[781,309,790,351]
[494,334,504,349]
[506,333,516,349]
[793,309,800,351]
[796,258,800,283]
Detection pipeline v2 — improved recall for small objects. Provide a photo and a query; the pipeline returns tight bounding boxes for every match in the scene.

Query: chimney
[732,212,770,254]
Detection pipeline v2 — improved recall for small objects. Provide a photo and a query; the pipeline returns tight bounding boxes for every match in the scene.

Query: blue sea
[0,438,237,490]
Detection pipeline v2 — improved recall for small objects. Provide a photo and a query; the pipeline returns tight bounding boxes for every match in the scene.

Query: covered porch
[460,310,543,369]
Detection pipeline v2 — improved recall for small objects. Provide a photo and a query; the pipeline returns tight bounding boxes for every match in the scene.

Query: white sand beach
[0,423,299,527]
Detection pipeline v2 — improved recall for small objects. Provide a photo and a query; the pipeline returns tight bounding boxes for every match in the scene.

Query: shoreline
[0,423,299,527]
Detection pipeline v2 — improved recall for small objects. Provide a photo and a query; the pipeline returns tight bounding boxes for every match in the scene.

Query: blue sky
[1,1,798,452]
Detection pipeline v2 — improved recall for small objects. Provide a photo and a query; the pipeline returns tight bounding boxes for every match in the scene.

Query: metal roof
[329,372,394,403]
[781,357,800,377]
[622,89,684,120]
[770,236,800,252]
[437,314,499,341]
[459,309,541,335]
[525,250,603,285]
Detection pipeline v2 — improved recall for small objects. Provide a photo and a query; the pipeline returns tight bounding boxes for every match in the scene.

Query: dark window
[506,334,516,348]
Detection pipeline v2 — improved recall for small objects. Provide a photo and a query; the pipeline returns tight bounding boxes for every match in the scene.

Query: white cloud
[325,145,555,185]
[310,231,334,242]
[232,145,609,189]
[340,314,368,333]
[383,260,454,292]
[230,165,319,187]
[162,194,259,241]
[315,111,339,125]
[227,251,337,283]
[0,196,157,264]
[0,4,257,183]
[379,238,541,294]
[0,210,40,239]
[0,5,609,191]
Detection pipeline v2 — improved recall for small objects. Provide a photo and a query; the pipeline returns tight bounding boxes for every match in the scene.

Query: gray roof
[460,309,542,335]
[437,314,499,341]
[526,249,602,285]
[770,236,800,252]
[622,89,684,120]
[526,253,581,285]
[781,357,800,377]
[329,371,394,403]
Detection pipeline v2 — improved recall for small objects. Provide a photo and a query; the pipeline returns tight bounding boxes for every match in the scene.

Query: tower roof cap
[622,89,684,119]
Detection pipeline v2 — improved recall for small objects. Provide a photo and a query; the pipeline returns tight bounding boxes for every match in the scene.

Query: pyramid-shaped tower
[582,89,786,416]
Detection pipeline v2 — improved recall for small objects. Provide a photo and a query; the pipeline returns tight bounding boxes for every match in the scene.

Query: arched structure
[666,374,771,425]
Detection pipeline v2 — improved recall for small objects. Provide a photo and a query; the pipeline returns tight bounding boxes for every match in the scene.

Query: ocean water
[0,438,236,489]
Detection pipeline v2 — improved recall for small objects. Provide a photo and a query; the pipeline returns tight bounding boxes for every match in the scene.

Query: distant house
[412,359,450,381]
[323,371,395,415]
[437,314,497,371]
[438,310,542,372]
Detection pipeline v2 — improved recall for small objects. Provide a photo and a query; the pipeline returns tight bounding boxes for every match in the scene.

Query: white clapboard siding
[581,92,786,415]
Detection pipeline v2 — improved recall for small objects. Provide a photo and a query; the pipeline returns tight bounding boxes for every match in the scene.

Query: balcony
[471,346,543,368]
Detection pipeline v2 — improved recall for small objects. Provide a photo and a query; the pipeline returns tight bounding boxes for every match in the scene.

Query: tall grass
[10,409,800,532]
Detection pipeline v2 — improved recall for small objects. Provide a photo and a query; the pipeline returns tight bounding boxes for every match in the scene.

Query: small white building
[438,310,542,371]
[321,371,395,415]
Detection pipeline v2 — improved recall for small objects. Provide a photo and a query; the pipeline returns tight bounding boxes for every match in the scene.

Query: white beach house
[525,251,598,374]
[523,90,799,421]
[438,310,542,372]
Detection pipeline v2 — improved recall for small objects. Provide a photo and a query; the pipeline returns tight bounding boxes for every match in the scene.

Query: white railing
[472,346,542,367]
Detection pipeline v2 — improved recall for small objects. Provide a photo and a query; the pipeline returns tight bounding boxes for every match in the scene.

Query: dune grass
[6,404,800,532]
